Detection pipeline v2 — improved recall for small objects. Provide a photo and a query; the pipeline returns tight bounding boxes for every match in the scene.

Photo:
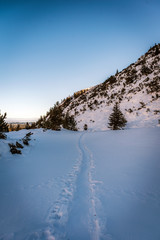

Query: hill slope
[39,44,160,131]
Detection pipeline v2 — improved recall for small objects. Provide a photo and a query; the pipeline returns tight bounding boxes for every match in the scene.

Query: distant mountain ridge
[38,44,160,131]
[7,118,38,123]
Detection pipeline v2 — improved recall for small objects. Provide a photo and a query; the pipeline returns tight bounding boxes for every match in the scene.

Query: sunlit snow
[0,128,160,239]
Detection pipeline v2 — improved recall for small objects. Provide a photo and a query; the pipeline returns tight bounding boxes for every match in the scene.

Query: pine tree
[0,112,9,132]
[16,124,20,131]
[36,102,78,131]
[25,122,30,129]
[48,103,63,130]
[36,102,64,131]
[36,116,45,128]
[108,103,127,130]
[63,111,70,129]
[63,111,77,131]
[30,122,36,129]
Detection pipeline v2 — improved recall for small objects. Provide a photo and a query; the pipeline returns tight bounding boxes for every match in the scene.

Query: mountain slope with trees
[37,44,160,131]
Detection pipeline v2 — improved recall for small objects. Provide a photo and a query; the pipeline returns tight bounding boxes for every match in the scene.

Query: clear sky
[0,0,160,121]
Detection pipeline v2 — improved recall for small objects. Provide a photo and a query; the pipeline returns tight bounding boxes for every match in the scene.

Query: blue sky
[0,0,160,120]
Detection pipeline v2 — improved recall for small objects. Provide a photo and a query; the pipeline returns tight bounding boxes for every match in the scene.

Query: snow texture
[61,44,160,131]
[0,127,160,240]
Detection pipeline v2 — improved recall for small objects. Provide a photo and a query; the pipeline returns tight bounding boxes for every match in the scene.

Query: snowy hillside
[0,128,160,240]
[0,44,160,240]
[59,44,160,130]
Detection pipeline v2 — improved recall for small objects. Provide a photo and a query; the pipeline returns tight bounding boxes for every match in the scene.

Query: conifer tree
[108,103,127,130]
[36,102,78,131]
[36,116,45,128]
[63,111,77,131]
[0,112,9,132]
[16,124,20,131]
[48,103,63,130]
[30,122,36,129]
[36,103,64,131]
[25,122,30,129]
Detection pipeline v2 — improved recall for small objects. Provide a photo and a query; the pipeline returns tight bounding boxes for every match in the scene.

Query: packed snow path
[44,133,100,240]
[0,128,160,240]
[66,134,100,240]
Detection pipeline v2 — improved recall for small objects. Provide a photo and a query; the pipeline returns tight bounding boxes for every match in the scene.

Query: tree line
[36,102,77,131]
[0,102,127,137]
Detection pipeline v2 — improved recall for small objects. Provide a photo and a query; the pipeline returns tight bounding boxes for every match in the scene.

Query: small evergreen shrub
[23,139,29,145]
[8,143,22,154]
[84,124,88,131]
[0,132,7,139]
[103,75,116,85]
[16,141,24,149]
[141,65,152,75]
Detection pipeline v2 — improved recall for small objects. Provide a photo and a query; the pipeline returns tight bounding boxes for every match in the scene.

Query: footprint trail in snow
[46,133,101,240]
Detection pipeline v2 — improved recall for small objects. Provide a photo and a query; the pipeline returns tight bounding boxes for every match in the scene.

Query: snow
[61,47,160,131]
[84,128,160,239]
[0,129,80,239]
[0,128,160,239]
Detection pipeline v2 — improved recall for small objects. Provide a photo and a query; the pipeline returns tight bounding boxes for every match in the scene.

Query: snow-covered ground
[0,128,160,240]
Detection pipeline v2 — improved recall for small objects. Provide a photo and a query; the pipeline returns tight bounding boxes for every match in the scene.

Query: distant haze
[6,118,38,123]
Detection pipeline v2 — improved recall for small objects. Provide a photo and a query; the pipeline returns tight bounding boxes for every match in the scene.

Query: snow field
[0,130,80,240]
[0,128,160,240]
[84,128,160,240]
